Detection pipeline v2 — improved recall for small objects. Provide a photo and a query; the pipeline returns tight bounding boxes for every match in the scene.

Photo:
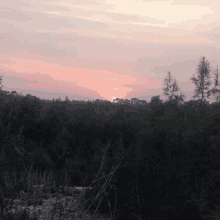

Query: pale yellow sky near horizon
[0,0,220,103]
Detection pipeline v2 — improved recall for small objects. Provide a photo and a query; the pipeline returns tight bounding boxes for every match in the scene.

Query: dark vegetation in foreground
[1,56,220,219]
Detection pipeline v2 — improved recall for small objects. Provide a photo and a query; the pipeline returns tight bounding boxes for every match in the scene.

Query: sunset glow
[0,0,220,103]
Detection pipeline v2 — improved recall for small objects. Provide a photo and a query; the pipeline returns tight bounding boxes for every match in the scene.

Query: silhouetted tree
[210,65,220,102]
[113,98,124,104]
[56,97,62,102]
[0,74,3,90]
[10,91,18,96]
[150,95,163,107]
[131,98,140,104]
[163,71,185,104]
[191,56,212,101]
[64,96,71,104]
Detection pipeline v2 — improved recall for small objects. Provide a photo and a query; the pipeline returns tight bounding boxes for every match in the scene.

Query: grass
[0,140,124,220]
[1,144,220,220]
[0,164,125,220]
[0,167,95,220]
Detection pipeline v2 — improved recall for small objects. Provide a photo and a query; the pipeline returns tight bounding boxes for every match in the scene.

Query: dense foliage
[0,90,220,219]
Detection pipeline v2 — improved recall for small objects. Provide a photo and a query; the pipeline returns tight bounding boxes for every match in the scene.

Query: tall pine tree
[191,56,212,101]
[210,65,220,102]
[163,71,185,105]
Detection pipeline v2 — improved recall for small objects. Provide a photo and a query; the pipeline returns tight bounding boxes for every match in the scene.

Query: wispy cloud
[0,0,219,102]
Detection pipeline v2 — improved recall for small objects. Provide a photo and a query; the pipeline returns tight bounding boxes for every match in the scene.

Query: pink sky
[0,0,220,103]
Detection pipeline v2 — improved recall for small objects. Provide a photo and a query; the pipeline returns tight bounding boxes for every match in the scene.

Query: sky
[0,0,220,103]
